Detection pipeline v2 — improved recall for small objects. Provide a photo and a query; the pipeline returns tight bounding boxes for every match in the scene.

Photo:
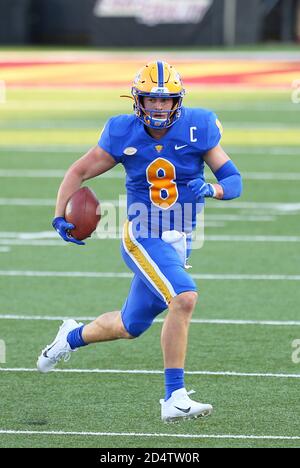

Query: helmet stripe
[157,61,164,88]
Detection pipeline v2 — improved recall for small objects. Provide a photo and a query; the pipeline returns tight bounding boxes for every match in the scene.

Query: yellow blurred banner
[0,55,299,88]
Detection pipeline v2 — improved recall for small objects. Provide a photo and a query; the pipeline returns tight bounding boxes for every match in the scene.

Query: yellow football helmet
[131,61,185,129]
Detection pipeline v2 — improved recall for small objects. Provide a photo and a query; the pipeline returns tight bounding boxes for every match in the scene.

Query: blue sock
[164,368,184,401]
[67,325,87,350]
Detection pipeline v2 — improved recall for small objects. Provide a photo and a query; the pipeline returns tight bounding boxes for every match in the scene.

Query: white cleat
[37,319,83,373]
[160,388,213,423]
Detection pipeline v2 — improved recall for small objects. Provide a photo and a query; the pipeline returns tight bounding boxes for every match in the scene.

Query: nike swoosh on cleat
[175,144,188,150]
[174,406,191,413]
[43,342,58,357]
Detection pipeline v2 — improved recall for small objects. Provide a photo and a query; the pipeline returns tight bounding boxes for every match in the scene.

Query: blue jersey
[98,107,222,238]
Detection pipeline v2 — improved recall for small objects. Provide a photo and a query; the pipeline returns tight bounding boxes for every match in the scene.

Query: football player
[37,61,242,422]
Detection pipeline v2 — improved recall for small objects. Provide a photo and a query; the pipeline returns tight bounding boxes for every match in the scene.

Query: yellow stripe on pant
[123,220,174,304]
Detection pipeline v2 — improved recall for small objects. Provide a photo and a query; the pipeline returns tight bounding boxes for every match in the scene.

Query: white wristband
[208,183,217,198]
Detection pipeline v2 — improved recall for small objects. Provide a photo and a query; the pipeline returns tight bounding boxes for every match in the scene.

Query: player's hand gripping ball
[65,187,101,241]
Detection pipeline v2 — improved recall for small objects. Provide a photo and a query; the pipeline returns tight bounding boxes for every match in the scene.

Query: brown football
[65,187,101,240]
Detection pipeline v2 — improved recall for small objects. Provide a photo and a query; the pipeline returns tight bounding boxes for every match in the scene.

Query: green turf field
[0,79,300,448]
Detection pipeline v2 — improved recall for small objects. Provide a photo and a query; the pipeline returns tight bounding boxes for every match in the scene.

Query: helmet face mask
[131,61,185,129]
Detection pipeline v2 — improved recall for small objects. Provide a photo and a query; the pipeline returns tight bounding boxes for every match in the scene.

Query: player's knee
[171,291,198,315]
[114,313,134,339]
[120,326,135,339]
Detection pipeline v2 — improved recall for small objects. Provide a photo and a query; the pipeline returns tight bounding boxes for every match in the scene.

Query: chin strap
[120,95,134,100]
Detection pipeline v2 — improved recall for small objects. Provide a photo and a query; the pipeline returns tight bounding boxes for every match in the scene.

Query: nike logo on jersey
[174,406,191,413]
[175,144,188,150]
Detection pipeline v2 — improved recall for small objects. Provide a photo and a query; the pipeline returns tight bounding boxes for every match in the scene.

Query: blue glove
[187,178,216,201]
[52,217,85,245]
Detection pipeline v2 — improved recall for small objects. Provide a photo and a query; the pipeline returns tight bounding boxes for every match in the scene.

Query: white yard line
[0,90,298,108]
[227,147,300,155]
[206,215,276,221]
[0,145,299,155]
[1,235,299,245]
[0,169,299,181]
[1,99,299,111]
[0,270,300,281]
[3,237,299,246]
[216,104,300,112]
[0,428,299,441]
[0,145,89,153]
[0,169,66,178]
[1,198,300,213]
[209,173,300,181]
[205,235,300,242]
[0,169,124,179]
[0,231,66,246]
[0,198,55,206]
[0,368,299,379]
[0,314,299,326]
[0,231,57,239]
[225,123,300,129]
[0,240,66,246]
[239,173,300,181]
[210,201,300,212]
[0,121,299,129]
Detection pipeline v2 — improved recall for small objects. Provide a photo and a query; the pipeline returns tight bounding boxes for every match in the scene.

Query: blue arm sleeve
[214,160,243,200]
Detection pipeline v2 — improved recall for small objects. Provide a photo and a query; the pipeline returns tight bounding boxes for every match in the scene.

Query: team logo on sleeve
[123,147,138,155]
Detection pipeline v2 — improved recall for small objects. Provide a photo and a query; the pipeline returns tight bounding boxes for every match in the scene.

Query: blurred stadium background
[0,0,299,46]
[0,0,300,449]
